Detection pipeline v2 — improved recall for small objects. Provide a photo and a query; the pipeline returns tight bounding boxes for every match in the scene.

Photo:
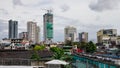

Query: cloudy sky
[0,0,120,42]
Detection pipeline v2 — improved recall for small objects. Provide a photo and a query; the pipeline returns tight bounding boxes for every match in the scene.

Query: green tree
[34,45,45,51]
[79,42,87,49]
[72,42,80,46]
[62,55,73,62]
[50,47,64,60]
[31,45,43,60]
[73,42,87,51]
[31,45,46,65]
[31,52,40,60]
[86,41,96,53]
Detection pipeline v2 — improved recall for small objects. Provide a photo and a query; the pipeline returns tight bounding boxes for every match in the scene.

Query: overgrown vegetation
[31,45,45,60]
[66,41,97,53]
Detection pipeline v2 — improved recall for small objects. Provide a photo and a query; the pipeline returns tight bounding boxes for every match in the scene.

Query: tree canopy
[31,52,40,60]
[86,41,96,53]
[31,45,45,60]
[72,41,96,53]
[33,45,45,51]
[50,47,64,59]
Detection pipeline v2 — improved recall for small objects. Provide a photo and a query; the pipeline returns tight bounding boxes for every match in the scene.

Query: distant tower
[19,32,28,40]
[36,26,40,43]
[8,19,18,39]
[64,26,77,42]
[43,10,53,43]
[79,32,88,43]
[27,21,40,44]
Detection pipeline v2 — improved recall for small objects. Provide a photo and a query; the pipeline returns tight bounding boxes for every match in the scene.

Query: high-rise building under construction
[43,10,53,43]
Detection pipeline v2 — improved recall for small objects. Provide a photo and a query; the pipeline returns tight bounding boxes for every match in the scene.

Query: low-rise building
[97,29,117,48]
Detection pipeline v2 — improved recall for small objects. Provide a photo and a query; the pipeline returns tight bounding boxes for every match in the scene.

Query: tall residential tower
[27,21,40,44]
[8,20,18,39]
[79,32,88,43]
[64,26,77,42]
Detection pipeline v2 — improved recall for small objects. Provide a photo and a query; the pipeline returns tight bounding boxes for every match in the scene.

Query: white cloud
[13,0,23,6]
[13,0,54,7]
[60,4,70,12]
[89,0,120,12]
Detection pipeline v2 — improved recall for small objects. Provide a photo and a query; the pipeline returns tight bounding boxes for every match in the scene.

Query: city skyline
[0,0,120,42]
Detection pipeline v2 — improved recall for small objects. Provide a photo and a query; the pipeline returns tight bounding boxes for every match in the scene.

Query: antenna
[47,9,52,13]
[41,8,53,13]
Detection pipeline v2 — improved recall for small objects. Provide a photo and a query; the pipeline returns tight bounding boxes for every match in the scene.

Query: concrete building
[64,26,77,42]
[117,35,120,45]
[27,21,40,44]
[79,32,88,43]
[8,20,18,39]
[19,32,28,40]
[43,10,53,43]
[97,29,117,46]
[36,26,40,43]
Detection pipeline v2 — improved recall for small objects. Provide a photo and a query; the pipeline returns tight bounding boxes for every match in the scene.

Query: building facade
[36,26,40,43]
[8,20,18,39]
[79,32,88,43]
[19,32,28,40]
[64,26,77,42]
[97,29,117,46]
[27,21,40,44]
[117,35,120,45]
[43,11,53,43]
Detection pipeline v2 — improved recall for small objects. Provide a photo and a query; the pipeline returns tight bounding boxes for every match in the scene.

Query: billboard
[46,22,53,39]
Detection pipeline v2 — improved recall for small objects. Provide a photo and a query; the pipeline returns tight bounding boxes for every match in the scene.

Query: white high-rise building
[64,26,77,42]
[27,21,40,44]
